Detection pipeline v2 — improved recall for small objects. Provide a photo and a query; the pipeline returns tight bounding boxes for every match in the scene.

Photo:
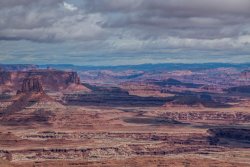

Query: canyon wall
[0,69,88,93]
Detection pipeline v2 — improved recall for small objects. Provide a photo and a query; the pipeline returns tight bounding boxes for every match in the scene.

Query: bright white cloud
[63,2,77,11]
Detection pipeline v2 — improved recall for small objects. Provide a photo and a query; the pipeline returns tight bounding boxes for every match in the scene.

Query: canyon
[0,64,250,167]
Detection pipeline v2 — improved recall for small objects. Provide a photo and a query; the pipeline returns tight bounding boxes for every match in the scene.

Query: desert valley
[0,63,250,167]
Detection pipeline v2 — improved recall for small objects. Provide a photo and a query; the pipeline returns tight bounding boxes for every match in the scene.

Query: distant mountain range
[39,63,250,71]
[1,63,249,72]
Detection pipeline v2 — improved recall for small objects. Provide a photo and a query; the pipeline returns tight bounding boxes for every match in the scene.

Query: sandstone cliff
[17,77,44,94]
[0,69,90,93]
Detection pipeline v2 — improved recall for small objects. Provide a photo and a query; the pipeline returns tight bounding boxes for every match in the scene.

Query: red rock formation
[3,77,57,115]
[0,69,90,93]
[17,77,44,94]
[67,72,81,85]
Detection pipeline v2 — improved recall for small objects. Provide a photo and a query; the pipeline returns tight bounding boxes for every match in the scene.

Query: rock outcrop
[17,77,44,94]
[2,77,62,116]
[67,72,81,85]
[240,70,250,81]
[0,69,90,93]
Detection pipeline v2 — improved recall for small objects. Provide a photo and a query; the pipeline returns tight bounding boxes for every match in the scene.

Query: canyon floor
[1,103,250,167]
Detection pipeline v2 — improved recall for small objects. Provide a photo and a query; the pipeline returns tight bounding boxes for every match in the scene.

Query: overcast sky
[0,0,250,65]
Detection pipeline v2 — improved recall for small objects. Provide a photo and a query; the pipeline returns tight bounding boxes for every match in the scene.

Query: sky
[0,0,250,66]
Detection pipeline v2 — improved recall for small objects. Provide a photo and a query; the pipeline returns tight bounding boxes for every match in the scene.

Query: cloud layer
[0,0,250,64]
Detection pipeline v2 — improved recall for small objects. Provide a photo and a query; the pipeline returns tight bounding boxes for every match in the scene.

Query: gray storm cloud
[0,0,250,52]
[0,0,106,42]
[85,0,250,39]
[0,0,63,8]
